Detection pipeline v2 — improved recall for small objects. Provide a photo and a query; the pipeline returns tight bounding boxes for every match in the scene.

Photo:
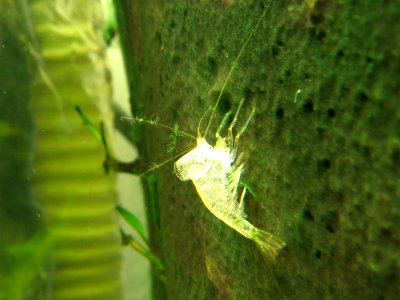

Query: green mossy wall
[116,1,399,299]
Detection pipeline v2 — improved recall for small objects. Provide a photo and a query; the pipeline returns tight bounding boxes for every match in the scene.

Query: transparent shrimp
[173,6,286,261]
[174,98,285,261]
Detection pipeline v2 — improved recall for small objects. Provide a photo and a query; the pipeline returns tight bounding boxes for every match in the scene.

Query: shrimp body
[172,6,285,260]
[174,135,285,260]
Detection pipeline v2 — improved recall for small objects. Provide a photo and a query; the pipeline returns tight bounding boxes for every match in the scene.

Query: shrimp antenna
[203,6,269,138]
[139,147,193,177]
[121,116,197,140]
[197,106,212,138]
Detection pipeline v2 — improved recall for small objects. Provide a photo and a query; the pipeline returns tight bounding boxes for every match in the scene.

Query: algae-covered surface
[116,1,399,299]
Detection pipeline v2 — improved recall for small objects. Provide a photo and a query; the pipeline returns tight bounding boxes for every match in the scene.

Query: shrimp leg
[227,98,245,151]
[232,107,255,159]
[216,111,232,139]
[238,186,247,212]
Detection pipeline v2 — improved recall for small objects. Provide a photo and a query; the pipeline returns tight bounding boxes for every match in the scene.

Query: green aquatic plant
[76,106,148,174]
[166,122,182,154]
[77,104,163,229]
[238,179,257,199]
[116,206,165,281]
[116,206,148,245]
[76,106,165,279]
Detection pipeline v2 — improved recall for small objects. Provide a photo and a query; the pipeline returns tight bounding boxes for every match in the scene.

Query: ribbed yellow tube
[29,0,122,299]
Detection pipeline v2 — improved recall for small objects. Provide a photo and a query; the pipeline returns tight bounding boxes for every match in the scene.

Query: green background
[116,1,399,299]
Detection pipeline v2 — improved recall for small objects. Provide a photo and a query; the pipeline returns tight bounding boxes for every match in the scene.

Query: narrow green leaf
[75,106,102,143]
[116,206,148,245]
[119,229,165,282]
[239,179,257,199]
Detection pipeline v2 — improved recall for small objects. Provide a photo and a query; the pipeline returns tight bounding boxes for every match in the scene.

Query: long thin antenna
[139,147,193,177]
[203,6,269,138]
[121,116,197,140]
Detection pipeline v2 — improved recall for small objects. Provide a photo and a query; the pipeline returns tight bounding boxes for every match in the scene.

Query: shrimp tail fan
[255,229,286,262]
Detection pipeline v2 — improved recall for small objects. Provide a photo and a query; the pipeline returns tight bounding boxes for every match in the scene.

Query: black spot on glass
[303,209,314,221]
[327,108,335,118]
[209,90,232,115]
[322,211,338,234]
[380,228,392,239]
[309,28,326,41]
[271,45,279,57]
[207,56,217,76]
[336,50,345,59]
[275,107,284,119]
[317,158,331,171]
[303,100,314,113]
[284,69,292,78]
[357,92,369,103]
[310,12,324,25]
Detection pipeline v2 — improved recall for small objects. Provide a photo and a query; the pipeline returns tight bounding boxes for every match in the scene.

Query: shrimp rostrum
[174,99,286,261]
